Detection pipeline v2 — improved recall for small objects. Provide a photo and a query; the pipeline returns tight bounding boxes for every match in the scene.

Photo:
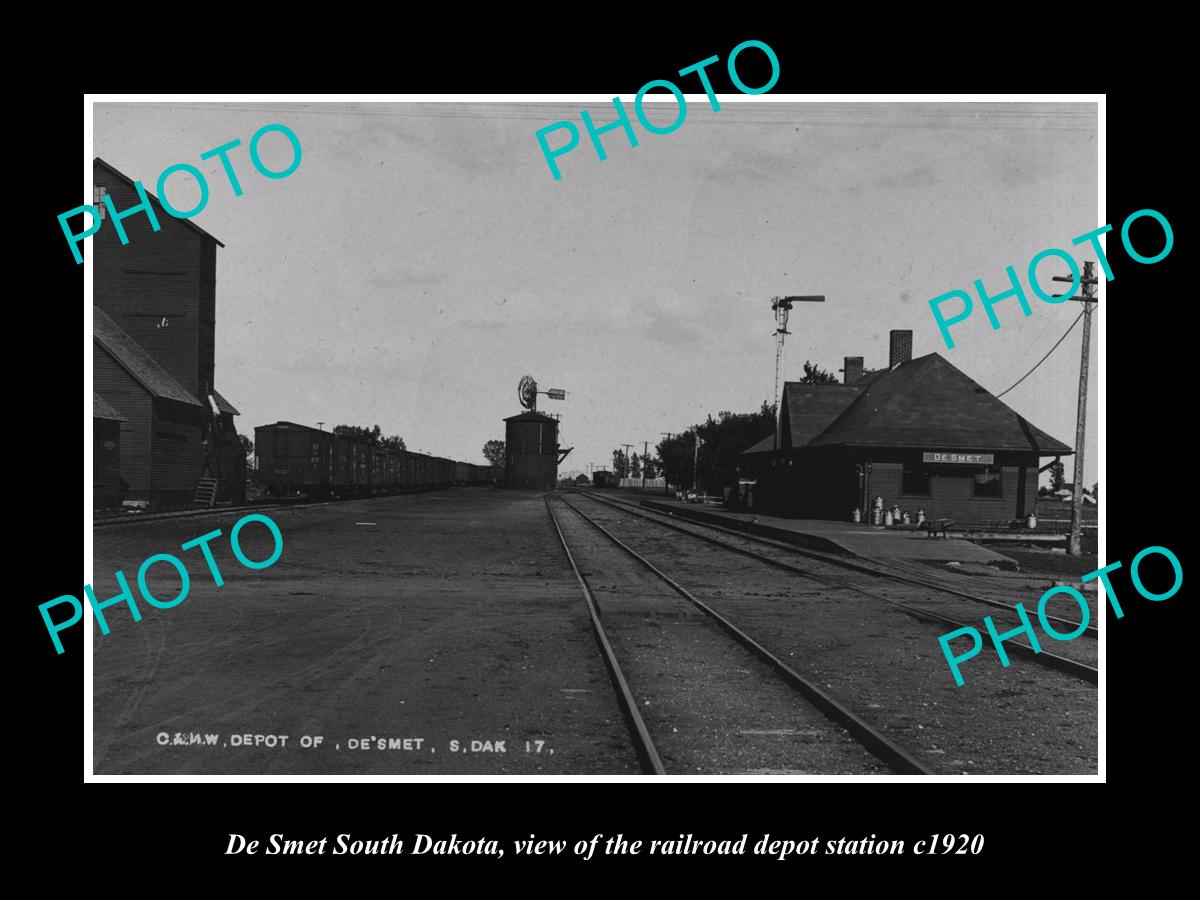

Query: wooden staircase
[193,477,219,507]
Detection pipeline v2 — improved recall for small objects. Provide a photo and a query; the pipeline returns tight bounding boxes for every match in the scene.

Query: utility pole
[621,443,634,484]
[692,434,701,495]
[642,441,648,490]
[1053,260,1098,556]
[316,421,325,431]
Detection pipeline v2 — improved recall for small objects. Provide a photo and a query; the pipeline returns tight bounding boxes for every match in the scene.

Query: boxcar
[256,421,493,499]
[256,422,334,498]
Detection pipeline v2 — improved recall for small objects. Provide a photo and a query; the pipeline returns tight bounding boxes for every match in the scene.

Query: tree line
[332,424,406,451]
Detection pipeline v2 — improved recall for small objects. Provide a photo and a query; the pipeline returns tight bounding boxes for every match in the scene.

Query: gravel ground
[569,492,1098,775]
[92,488,1096,776]
[92,489,638,775]
[551,497,887,775]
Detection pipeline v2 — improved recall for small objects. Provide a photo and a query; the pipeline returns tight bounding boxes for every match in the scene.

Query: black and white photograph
[80,95,1105,779]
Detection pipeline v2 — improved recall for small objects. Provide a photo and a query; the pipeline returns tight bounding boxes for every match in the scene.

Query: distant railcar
[255,422,336,499]
[255,421,488,500]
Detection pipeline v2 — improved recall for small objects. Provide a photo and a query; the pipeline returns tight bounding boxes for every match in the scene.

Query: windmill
[518,375,538,411]
[517,374,567,413]
[514,375,573,467]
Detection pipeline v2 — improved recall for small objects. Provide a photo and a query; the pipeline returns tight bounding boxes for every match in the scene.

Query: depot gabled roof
[745,352,1072,456]
[780,383,863,449]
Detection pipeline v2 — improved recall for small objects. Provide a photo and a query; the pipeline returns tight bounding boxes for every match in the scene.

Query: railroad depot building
[741,330,1072,524]
[91,158,245,510]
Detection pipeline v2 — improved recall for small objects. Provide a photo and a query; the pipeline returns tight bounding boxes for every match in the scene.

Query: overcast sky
[94,100,1099,485]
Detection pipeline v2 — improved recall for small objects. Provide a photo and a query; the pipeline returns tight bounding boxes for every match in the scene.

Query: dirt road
[92,489,639,775]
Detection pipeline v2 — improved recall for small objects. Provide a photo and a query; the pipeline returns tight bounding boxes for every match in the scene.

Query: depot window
[901,464,932,496]
[973,465,1003,498]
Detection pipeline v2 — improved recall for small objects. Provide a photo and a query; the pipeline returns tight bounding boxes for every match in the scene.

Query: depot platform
[639,498,1018,570]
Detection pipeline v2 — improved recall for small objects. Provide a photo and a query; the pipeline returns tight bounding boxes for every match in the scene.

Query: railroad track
[565,489,1097,684]
[544,494,933,776]
[581,490,1096,639]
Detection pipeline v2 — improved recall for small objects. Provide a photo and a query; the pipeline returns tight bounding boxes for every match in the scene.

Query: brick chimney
[843,356,864,384]
[889,330,913,368]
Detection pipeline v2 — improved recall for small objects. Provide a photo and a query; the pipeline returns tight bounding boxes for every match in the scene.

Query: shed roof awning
[211,388,240,416]
[741,434,777,455]
[93,391,126,422]
[93,306,203,408]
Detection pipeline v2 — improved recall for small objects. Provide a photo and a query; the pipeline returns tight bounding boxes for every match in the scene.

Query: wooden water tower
[504,375,571,489]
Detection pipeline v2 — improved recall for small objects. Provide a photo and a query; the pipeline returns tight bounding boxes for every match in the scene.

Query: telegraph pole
[692,434,701,495]
[642,441,649,490]
[1053,260,1098,556]
[621,443,634,484]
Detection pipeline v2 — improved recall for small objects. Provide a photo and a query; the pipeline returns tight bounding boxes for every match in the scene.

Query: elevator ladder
[193,476,219,507]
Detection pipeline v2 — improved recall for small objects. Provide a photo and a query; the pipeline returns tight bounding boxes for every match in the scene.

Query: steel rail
[556,494,933,776]
[567,490,1097,686]
[594,491,1096,639]
[543,495,666,775]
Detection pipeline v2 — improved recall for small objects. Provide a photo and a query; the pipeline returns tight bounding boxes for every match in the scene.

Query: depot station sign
[922,452,995,465]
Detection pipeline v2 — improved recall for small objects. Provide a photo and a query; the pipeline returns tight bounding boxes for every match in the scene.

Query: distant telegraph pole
[1053,260,1098,556]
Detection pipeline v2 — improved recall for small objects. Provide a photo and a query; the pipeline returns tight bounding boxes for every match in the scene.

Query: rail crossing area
[92,486,1096,777]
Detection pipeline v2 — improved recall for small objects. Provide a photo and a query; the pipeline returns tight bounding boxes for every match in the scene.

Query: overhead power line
[995,308,1086,399]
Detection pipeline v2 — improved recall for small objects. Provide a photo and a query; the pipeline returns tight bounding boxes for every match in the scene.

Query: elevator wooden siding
[93,393,125,508]
[150,399,205,497]
[94,346,152,493]
[93,157,224,402]
[90,158,241,508]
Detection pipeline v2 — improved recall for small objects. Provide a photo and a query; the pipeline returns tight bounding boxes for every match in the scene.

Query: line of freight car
[254,421,492,500]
